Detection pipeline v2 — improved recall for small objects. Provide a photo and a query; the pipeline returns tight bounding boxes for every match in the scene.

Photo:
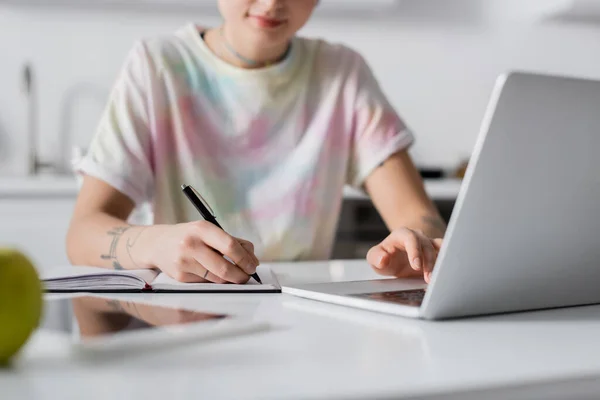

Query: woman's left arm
[364,149,446,282]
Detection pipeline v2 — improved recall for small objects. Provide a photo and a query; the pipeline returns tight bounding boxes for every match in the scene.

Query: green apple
[0,249,43,366]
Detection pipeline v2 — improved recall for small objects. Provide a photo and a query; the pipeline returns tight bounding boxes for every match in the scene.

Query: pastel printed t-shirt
[77,24,414,262]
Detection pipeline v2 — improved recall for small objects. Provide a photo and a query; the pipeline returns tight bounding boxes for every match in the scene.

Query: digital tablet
[41,295,269,354]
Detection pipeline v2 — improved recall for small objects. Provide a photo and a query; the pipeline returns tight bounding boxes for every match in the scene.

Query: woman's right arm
[66,175,143,271]
[66,175,259,284]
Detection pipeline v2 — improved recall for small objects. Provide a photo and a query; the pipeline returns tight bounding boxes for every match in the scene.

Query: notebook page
[150,265,280,291]
[43,266,159,291]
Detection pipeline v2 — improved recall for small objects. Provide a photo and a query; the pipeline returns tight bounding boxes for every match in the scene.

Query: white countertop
[4,260,600,400]
[343,178,462,201]
[0,176,462,200]
[0,176,81,198]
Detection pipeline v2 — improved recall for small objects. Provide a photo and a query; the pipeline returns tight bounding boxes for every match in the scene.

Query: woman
[66,0,446,284]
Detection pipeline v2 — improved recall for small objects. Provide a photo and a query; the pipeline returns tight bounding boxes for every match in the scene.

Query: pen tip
[181,184,187,190]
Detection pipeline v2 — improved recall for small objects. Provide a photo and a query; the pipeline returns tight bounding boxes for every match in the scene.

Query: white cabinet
[0,176,152,274]
[0,198,75,275]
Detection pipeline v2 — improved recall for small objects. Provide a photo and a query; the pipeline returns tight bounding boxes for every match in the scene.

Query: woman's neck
[203,25,290,69]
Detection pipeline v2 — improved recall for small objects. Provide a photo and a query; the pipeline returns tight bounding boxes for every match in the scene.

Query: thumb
[367,245,390,269]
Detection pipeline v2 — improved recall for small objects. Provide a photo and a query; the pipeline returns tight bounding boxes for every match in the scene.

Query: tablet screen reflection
[71,296,227,338]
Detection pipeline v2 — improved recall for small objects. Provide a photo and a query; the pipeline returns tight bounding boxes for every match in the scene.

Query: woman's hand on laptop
[367,228,443,283]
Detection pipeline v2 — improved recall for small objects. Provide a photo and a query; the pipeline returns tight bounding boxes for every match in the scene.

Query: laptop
[284,71,600,320]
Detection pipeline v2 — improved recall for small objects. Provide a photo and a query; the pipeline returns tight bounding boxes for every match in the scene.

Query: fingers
[175,223,259,283]
[368,228,444,282]
[173,259,227,284]
[366,245,389,269]
[189,244,250,284]
[367,244,420,278]
[385,229,422,272]
[171,271,206,283]
[366,245,393,275]
[234,237,260,267]
[426,238,444,283]
[415,231,436,275]
[194,222,258,275]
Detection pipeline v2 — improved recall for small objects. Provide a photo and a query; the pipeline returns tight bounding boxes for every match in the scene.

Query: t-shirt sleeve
[346,52,414,189]
[75,41,156,206]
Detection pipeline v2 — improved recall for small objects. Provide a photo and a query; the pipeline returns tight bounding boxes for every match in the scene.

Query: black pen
[181,184,262,284]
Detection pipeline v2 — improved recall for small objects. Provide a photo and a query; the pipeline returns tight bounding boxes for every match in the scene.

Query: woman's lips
[249,15,286,28]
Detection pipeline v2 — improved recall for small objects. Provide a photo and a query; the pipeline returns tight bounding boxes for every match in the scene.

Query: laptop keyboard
[352,288,426,307]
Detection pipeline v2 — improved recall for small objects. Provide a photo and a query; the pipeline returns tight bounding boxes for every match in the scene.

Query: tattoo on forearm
[101,227,130,270]
[126,227,147,269]
[421,215,447,236]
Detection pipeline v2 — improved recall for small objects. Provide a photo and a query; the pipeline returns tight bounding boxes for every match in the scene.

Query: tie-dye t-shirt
[77,23,413,262]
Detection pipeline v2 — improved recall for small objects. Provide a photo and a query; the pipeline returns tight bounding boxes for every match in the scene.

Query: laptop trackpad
[292,278,426,296]
[284,279,428,312]
[351,288,427,307]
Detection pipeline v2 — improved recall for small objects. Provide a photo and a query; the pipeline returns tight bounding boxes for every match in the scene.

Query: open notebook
[43,265,281,293]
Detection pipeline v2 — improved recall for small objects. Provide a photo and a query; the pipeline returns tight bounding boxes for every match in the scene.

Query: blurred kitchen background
[1,0,600,272]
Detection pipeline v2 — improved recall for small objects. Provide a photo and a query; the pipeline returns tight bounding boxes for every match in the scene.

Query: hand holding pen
[137,185,261,284]
[181,184,262,284]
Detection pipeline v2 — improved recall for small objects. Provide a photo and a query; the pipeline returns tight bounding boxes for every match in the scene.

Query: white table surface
[4,260,600,400]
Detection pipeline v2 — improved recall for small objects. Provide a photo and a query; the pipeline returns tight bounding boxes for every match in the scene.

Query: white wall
[1,3,600,176]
